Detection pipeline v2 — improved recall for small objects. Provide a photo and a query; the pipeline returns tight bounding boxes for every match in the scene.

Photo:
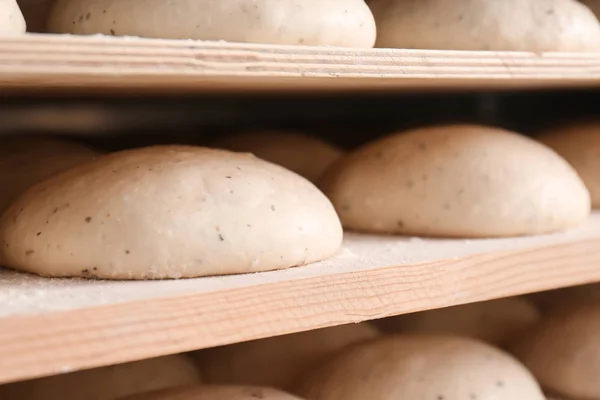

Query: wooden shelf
[2,213,600,384]
[3,34,600,94]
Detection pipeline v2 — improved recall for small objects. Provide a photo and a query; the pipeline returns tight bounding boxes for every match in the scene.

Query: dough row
[5,0,600,52]
[3,286,600,399]
[0,122,598,280]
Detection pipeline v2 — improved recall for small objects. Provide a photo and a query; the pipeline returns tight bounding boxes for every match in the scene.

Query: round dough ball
[320,124,590,237]
[196,324,379,390]
[0,145,342,279]
[0,0,26,34]
[511,302,600,399]
[213,131,344,183]
[527,283,600,314]
[120,385,304,400]
[369,0,600,51]
[296,334,545,400]
[374,298,540,345]
[0,355,202,400]
[537,122,600,208]
[47,0,376,47]
[0,136,99,213]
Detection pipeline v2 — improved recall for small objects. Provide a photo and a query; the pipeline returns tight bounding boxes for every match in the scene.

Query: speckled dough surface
[47,0,376,47]
[320,124,590,237]
[296,335,546,400]
[120,385,304,400]
[0,145,343,279]
[0,0,26,34]
[369,0,600,51]
[213,131,344,183]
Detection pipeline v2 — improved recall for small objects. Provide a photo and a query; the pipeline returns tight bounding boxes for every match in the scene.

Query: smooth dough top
[47,0,376,47]
[120,385,304,400]
[0,0,26,34]
[296,334,546,400]
[537,121,600,208]
[0,145,343,279]
[512,302,600,400]
[213,131,344,183]
[320,124,590,237]
[369,0,600,51]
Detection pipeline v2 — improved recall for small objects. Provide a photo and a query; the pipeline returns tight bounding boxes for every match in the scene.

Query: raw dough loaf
[214,131,344,182]
[196,324,379,390]
[369,0,600,51]
[0,145,343,279]
[296,334,545,400]
[512,302,600,399]
[374,297,540,345]
[47,0,376,47]
[120,385,304,400]
[0,136,99,213]
[538,122,600,208]
[0,0,26,34]
[320,124,590,237]
[0,355,201,400]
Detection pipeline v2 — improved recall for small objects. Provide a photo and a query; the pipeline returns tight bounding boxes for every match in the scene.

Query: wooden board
[3,34,600,94]
[2,213,600,384]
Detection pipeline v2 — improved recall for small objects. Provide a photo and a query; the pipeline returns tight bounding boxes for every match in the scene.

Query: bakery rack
[2,33,600,385]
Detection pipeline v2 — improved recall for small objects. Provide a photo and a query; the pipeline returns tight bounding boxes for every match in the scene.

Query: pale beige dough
[538,121,600,208]
[512,302,600,399]
[0,355,201,400]
[0,145,342,279]
[369,0,600,51]
[0,136,99,213]
[0,0,26,34]
[120,385,304,400]
[47,0,376,47]
[213,131,344,183]
[374,297,540,345]
[296,334,546,400]
[320,124,590,237]
[195,323,379,390]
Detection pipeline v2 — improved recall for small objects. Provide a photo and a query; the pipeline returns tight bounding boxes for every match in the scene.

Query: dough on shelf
[119,385,304,400]
[320,124,590,237]
[368,0,600,51]
[0,355,201,400]
[511,302,600,400]
[47,0,376,47]
[0,136,99,213]
[296,334,545,400]
[0,145,343,279]
[374,297,540,345]
[0,0,26,34]
[213,131,344,183]
[195,324,379,390]
[537,121,600,208]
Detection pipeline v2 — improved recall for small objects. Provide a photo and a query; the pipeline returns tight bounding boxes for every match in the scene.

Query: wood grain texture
[1,214,600,385]
[2,34,600,94]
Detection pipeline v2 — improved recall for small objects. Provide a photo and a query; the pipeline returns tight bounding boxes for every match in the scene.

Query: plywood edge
[1,235,600,384]
[2,34,600,93]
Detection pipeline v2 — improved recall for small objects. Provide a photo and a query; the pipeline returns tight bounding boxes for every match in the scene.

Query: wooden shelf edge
[2,34,600,93]
[1,225,600,384]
